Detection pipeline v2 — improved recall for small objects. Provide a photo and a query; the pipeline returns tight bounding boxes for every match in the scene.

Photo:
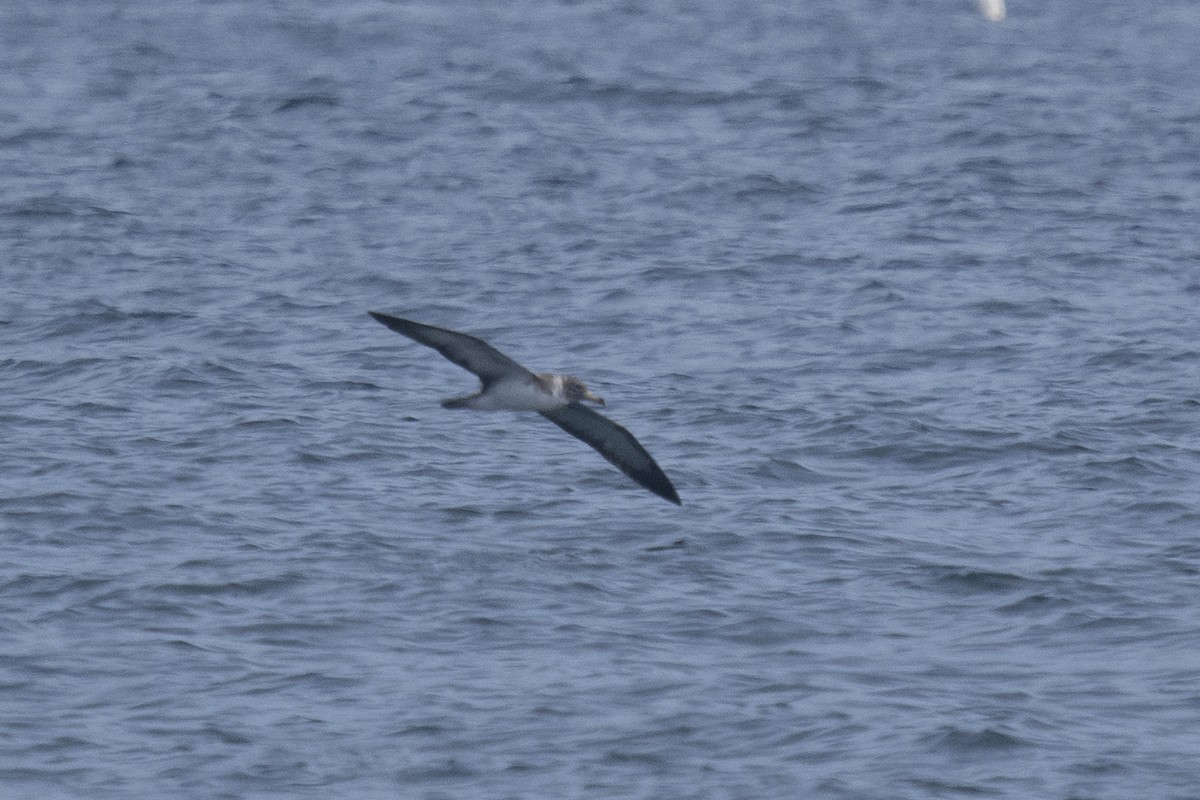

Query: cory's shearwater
[369,311,681,505]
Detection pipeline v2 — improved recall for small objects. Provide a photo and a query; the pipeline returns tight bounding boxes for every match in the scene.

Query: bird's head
[562,376,605,406]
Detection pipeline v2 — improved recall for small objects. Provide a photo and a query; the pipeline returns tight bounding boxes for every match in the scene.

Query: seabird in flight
[368,311,682,505]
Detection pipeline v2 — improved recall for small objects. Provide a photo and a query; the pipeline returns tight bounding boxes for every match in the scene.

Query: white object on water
[979,0,1006,21]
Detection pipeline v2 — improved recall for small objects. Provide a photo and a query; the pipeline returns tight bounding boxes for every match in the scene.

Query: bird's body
[368,311,681,505]
[442,373,578,412]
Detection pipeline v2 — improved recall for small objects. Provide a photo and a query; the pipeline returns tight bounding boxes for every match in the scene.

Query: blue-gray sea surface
[3,2,1199,798]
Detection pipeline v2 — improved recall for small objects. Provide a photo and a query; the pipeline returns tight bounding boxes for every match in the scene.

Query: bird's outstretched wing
[369,311,534,386]
[541,403,681,505]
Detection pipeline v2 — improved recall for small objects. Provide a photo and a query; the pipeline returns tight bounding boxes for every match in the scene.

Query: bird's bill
[583,390,606,406]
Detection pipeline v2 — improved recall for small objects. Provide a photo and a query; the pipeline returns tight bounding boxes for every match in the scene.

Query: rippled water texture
[3,2,1200,798]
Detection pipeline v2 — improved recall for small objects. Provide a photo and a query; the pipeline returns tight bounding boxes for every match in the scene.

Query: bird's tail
[441,395,476,409]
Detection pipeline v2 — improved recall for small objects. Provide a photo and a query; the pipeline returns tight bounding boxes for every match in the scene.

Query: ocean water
[3,1,1200,798]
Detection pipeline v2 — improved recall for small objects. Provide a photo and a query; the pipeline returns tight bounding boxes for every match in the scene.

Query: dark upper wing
[540,403,681,505]
[369,311,534,385]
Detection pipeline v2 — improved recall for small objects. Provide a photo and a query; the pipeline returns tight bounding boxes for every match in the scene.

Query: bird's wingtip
[654,482,682,505]
[368,310,398,327]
